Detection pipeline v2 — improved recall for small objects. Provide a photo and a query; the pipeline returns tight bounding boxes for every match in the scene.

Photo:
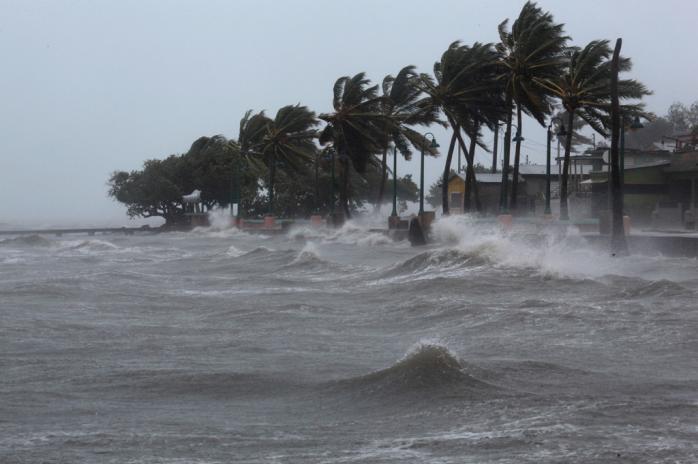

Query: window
[451,192,462,206]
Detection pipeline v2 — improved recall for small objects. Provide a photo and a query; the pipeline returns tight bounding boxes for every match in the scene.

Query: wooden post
[610,38,629,256]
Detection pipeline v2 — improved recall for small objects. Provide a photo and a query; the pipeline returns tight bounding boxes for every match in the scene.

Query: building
[588,150,698,229]
[447,172,523,214]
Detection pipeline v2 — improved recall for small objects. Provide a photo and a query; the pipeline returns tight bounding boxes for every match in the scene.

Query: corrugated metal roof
[449,172,523,183]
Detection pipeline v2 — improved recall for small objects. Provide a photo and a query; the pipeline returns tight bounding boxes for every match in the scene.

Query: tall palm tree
[538,40,650,220]
[319,73,394,218]
[418,41,504,214]
[375,66,442,210]
[497,1,567,211]
[258,104,319,215]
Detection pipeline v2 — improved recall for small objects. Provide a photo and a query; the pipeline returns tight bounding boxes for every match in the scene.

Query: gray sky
[1,0,696,227]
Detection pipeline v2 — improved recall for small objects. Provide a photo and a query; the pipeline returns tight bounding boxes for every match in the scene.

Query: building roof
[517,164,562,177]
[449,172,523,184]
[664,151,698,173]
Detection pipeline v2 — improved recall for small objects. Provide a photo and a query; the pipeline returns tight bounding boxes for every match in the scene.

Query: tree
[108,155,192,225]
[319,73,394,218]
[538,40,650,220]
[375,66,441,210]
[258,104,319,215]
[418,41,505,214]
[497,1,567,211]
[666,101,698,134]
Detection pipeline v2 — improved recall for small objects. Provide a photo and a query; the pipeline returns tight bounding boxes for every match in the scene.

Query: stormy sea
[1,216,696,463]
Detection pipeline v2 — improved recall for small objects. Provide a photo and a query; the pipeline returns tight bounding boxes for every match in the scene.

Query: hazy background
[1,0,696,227]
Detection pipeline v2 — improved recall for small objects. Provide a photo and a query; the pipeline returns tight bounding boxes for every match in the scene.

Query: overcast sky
[1,0,696,227]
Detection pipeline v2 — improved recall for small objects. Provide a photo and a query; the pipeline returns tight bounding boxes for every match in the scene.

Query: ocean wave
[332,342,494,397]
[378,248,490,283]
[0,234,52,247]
[77,369,306,398]
[618,279,694,299]
[56,239,120,252]
[288,221,396,247]
[428,215,698,283]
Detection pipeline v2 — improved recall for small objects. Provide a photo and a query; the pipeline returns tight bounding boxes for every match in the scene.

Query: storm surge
[1,217,696,463]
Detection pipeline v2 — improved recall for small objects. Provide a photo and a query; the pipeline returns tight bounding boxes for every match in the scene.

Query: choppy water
[1,216,697,463]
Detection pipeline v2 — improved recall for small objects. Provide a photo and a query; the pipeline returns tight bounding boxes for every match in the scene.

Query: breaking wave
[428,215,698,283]
[288,221,395,247]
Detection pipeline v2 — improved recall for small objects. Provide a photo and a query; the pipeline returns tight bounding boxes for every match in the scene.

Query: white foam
[429,215,698,282]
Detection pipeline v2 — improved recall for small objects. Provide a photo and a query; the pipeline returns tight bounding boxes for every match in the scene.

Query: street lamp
[391,144,398,217]
[420,133,439,215]
[546,118,567,215]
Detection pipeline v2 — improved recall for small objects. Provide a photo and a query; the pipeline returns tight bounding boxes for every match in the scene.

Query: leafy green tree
[108,155,193,225]
[539,40,650,219]
[319,73,394,218]
[497,1,567,211]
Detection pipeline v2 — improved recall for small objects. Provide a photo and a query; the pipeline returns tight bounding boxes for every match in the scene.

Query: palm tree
[319,73,394,218]
[496,1,567,211]
[375,66,442,210]
[238,109,272,175]
[258,104,319,215]
[418,41,504,214]
[538,40,650,220]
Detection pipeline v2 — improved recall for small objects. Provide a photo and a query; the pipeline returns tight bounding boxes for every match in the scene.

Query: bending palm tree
[497,1,567,211]
[538,40,650,220]
[419,41,504,214]
[319,73,394,218]
[375,66,442,210]
[259,104,319,215]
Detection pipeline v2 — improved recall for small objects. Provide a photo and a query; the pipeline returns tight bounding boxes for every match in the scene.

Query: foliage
[497,1,568,210]
[319,73,396,216]
[666,101,698,134]
[538,39,650,219]
[418,41,505,213]
[374,66,443,207]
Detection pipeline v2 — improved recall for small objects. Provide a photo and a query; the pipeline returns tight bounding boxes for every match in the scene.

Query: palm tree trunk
[468,128,482,212]
[451,121,481,213]
[491,123,499,174]
[375,149,388,212]
[340,156,351,219]
[464,166,472,212]
[500,93,513,212]
[610,38,628,255]
[463,126,480,212]
[510,104,523,211]
[268,153,276,216]
[560,109,575,221]
[441,131,458,215]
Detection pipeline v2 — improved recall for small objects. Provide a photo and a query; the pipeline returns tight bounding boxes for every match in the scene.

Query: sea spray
[426,215,693,282]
